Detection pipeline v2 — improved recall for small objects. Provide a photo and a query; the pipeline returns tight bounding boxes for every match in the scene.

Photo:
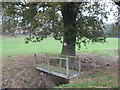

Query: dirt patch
[2,55,54,88]
[78,53,118,72]
[2,53,118,88]
[2,54,69,88]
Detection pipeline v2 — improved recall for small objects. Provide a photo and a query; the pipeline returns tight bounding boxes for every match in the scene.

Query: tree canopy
[2,1,118,56]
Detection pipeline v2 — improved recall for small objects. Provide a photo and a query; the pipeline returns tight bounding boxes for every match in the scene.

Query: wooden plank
[36,66,82,79]
[36,67,50,73]
[40,54,79,59]
[50,70,68,79]
[49,56,67,60]
[41,55,67,60]
[36,67,68,79]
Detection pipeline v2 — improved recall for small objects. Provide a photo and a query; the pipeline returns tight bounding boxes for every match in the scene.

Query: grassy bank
[55,63,118,88]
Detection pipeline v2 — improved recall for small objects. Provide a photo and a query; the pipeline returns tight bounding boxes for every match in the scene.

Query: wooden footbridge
[34,54,82,79]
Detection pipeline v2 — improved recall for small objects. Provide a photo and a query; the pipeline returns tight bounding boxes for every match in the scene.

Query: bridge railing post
[78,58,81,73]
[66,57,69,78]
[59,59,62,68]
[46,53,50,73]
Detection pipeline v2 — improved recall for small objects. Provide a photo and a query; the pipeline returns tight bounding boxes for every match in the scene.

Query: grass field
[2,36,118,56]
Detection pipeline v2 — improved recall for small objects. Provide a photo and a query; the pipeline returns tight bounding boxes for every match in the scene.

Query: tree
[2,2,23,36]
[3,2,110,56]
[110,1,120,38]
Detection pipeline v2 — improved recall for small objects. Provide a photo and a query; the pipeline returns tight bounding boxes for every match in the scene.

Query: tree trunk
[61,31,77,69]
[60,3,79,69]
[61,3,78,56]
[61,32,76,56]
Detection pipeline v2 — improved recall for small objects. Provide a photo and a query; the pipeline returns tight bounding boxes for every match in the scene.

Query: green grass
[2,37,62,56]
[54,65,118,88]
[2,36,118,56]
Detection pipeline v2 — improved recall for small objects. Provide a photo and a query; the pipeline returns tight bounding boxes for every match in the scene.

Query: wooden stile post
[66,57,69,78]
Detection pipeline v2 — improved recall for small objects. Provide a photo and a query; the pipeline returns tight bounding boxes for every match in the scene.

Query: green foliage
[111,22,120,37]
[103,23,119,37]
[2,2,23,32]
[2,2,110,50]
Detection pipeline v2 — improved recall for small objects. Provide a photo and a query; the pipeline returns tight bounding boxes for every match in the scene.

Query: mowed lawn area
[2,36,118,56]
